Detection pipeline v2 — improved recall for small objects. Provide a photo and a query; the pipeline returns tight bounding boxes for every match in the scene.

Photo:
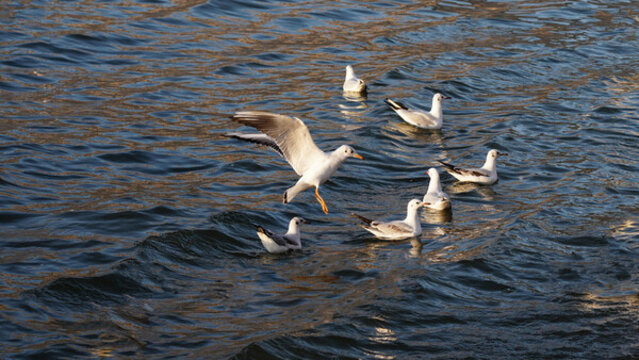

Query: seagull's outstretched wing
[224,132,284,156]
[231,111,326,176]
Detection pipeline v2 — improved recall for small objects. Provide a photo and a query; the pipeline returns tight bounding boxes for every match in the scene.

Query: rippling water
[2,0,639,358]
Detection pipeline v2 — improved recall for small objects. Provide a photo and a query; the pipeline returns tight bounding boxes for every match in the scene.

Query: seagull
[438,149,507,185]
[423,168,451,210]
[385,93,450,129]
[257,217,308,254]
[352,199,428,240]
[343,65,367,95]
[227,111,364,214]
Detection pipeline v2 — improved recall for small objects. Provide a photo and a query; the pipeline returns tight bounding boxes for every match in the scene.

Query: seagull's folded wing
[439,161,489,178]
[259,226,288,247]
[459,167,490,178]
[372,221,412,235]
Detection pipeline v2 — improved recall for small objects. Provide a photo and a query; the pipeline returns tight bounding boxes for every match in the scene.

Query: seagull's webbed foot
[315,188,329,214]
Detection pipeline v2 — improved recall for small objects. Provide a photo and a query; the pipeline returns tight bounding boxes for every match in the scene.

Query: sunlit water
[1,0,638,358]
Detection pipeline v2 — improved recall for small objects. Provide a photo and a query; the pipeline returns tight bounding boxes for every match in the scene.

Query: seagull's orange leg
[315,187,329,214]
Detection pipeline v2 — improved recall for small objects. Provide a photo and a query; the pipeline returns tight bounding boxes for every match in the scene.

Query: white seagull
[438,149,507,185]
[227,111,364,214]
[257,217,308,254]
[352,199,428,240]
[385,93,450,129]
[423,168,451,211]
[343,65,367,95]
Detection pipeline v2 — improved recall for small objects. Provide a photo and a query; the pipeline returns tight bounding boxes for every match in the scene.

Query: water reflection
[422,208,453,224]
[447,182,498,201]
[385,122,445,147]
[338,95,368,118]
[408,238,423,258]
[342,92,368,103]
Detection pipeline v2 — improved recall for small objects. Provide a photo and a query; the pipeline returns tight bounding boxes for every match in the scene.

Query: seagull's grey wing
[231,111,326,176]
[373,221,413,235]
[225,132,284,156]
[439,160,489,178]
[281,233,299,247]
[257,226,288,246]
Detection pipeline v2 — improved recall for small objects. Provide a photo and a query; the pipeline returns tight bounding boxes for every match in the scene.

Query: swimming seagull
[423,168,451,210]
[257,217,308,253]
[385,93,450,129]
[227,111,364,214]
[438,149,507,185]
[352,199,428,240]
[343,65,367,95]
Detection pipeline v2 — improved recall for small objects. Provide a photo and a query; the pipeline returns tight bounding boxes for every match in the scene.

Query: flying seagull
[227,111,364,214]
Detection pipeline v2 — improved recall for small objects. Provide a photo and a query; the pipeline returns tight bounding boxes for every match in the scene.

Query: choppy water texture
[1,0,639,358]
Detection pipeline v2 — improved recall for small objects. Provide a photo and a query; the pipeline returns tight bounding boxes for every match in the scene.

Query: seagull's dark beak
[444,96,451,99]
[497,152,508,156]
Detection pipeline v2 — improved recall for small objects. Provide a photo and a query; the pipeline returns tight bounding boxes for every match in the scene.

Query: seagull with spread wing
[227,111,363,214]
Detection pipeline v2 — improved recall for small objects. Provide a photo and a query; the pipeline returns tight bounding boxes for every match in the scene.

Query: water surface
[1,0,639,358]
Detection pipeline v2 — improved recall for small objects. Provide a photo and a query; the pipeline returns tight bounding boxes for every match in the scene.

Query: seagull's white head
[336,145,364,160]
[487,149,508,159]
[434,93,451,103]
[345,65,355,78]
[427,167,440,179]
[408,199,427,211]
[288,216,308,234]
[292,217,308,226]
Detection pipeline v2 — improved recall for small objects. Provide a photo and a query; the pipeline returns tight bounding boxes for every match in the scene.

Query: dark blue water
[1,0,638,358]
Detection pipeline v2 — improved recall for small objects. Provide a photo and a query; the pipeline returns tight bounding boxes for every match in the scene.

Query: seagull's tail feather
[351,213,373,226]
[385,98,408,111]
[283,181,311,204]
[438,160,456,171]
[256,225,275,238]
